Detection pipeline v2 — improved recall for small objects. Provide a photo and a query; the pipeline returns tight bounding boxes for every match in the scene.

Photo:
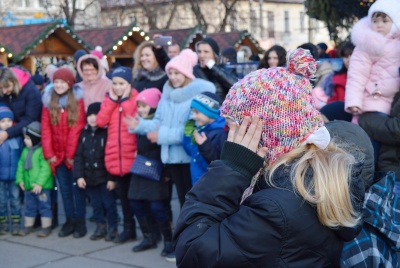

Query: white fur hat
[368,0,400,35]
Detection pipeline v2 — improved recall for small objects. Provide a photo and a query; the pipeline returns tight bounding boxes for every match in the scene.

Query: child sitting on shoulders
[17,122,53,237]
[183,92,228,185]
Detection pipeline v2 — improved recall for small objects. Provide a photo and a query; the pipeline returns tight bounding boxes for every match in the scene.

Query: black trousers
[114,174,135,226]
[168,164,192,207]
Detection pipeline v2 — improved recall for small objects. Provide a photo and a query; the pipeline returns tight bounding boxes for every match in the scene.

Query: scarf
[24,144,41,170]
[135,66,166,82]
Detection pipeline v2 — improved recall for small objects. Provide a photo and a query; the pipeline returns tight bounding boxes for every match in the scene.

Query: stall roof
[77,23,149,54]
[208,30,264,54]
[0,20,91,62]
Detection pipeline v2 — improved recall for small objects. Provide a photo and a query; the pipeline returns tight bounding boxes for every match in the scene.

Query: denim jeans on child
[86,183,118,229]
[0,181,21,218]
[24,190,52,218]
[130,200,169,223]
[55,163,86,219]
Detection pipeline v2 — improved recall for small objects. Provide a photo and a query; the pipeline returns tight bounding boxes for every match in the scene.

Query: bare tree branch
[189,0,208,32]
[165,0,180,29]
[219,0,239,32]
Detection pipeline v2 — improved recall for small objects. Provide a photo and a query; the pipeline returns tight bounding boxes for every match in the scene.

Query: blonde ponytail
[267,140,361,228]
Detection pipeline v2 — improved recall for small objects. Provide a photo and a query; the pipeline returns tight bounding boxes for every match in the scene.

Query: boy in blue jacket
[183,92,228,185]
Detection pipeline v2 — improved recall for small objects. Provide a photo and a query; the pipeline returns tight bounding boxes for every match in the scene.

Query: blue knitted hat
[112,66,133,84]
[0,103,13,121]
[191,92,221,119]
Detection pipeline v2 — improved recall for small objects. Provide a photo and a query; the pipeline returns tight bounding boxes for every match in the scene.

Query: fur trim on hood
[42,84,84,109]
[351,17,389,57]
[76,54,105,82]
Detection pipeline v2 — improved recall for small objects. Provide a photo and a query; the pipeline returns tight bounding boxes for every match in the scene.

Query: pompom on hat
[136,88,161,108]
[221,48,329,166]
[165,49,198,80]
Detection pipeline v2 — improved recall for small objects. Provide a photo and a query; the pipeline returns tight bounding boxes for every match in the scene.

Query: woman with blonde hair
[132,41,168,92]
[173,48,370,267]
[0,67,42,144]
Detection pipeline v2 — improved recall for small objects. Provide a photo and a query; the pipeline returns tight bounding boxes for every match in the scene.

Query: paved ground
[0,191,180,268]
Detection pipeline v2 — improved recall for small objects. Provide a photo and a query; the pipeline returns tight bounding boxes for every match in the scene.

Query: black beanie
[197,37,220,56]
[23,121,41,147]
[87,102,101,116]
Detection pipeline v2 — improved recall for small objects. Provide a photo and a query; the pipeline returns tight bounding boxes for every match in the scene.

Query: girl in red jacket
[96,67,138,244]
[41,68,86,238]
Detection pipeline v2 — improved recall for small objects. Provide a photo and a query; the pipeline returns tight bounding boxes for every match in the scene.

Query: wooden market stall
[208,30,264,58]
[0,21,91,74]
[149,26,205,51]
[77,23,148,67]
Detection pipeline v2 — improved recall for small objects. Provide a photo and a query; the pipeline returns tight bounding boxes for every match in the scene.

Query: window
[267,11,275,38]
[300,12,305,33]
[284,11,289,33]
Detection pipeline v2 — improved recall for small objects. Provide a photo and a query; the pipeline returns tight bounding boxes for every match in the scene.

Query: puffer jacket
[131,79,216,164]
[174,141,366,268]
[359,91,400,180]
[96,90,138,176]
[15,146,53,190]
[0,136,23,181]
[0,68,42,138]
[345,17,400,114]
[73,125,110,185]
[77,54,112,111]
[182,117,227,185]
[41,85,86,174]
[193,64,238,101]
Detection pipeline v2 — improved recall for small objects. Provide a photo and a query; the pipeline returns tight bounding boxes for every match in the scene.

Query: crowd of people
[0,0,399,266]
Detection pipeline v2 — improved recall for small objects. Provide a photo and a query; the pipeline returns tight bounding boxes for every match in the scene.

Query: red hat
[52,68,75,88]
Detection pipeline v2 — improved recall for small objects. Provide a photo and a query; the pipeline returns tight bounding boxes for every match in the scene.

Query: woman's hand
[227,116,268,158]
[124,114,140,130]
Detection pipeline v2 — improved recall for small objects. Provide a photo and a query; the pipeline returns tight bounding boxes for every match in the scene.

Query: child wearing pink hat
[173,48,370,267]
[127,88,174,257]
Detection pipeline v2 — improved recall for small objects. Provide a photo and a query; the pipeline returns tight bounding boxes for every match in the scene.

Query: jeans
[168,164,192,207]
[0,181,21,218]
[86,183,118,229]
[24,190,52,218]
[55,163,86,219]
[130,200,169,223]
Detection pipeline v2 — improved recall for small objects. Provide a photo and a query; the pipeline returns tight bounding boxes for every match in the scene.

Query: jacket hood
[11,67,30,87]
[351,17,398,57]
[42,84,84,108]
[76,54,105,82]
[163,78,216,103]
[368,0,400,36]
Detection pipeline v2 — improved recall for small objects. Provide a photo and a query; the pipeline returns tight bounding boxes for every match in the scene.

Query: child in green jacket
[16,121,53,237]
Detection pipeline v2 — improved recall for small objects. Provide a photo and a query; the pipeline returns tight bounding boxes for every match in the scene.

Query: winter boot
[105,227,118,242]
[11,215,21,236]
[58,218,75,237]
[113,222,136,244]
[132,216,157,252]
[0,216,8,235]
[73,218,87,238]
[18,217,35,236]
[90,223,107,240]
[37,217,52,237]
[158,221,174,256]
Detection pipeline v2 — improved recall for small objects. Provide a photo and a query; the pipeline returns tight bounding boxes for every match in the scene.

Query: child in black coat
[74,102,118,241]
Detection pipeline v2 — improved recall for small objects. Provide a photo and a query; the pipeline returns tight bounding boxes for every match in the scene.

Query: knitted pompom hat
[136,88,161,108]
[165,49,198,80]
[220,48,324,166]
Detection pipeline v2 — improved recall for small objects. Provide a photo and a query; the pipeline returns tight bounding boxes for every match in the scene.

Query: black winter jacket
[193,64,238,101]
[73,126,111,186]
[359,91,400,180]
[174,141,361,268]
[128,133,168,201]
[0,80,42,138]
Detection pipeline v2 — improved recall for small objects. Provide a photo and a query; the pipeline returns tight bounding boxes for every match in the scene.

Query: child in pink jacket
[345,0,400,116]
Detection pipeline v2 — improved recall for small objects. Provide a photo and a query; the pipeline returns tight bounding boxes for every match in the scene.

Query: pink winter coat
[77,54,112,111]
[345,17,400,114]
[96,90,138,176]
